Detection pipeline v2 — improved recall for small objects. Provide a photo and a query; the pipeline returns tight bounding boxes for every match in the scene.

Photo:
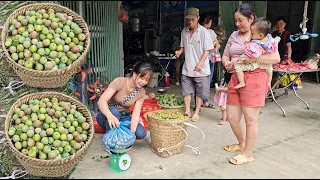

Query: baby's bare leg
[267,71,273,90]
[235,70,246,89]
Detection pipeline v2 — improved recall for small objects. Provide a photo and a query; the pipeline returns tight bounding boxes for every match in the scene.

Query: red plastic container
[141,115,149,130]
[129,103,162,130]
[164,72,170,88]
[144,98,159,104]
[93,116,106,134]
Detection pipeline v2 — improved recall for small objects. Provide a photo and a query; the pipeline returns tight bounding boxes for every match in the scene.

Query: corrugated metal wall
[267,1,305,34]
[220,1,267,51]
[59,1,121,81]
[311,1,320,54]
[266,1,316,61]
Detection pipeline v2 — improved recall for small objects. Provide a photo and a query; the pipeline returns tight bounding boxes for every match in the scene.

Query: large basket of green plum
[1,3,90,88]
[147,110,189,158]
[4,92,94,177]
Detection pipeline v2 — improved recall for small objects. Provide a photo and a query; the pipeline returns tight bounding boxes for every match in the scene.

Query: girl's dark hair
[235,3,256,20]
[251,17,271,36]
[130,61,153,78]
[224,71,232,85]
[201,15,212,26]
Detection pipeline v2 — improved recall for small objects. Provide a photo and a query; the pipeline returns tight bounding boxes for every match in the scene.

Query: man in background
[271,17,292,61]
[175,7,214,122]
[172,35,185,86]
[271,17,293,89]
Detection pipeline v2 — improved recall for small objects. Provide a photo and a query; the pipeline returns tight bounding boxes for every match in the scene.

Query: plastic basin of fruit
[4,92,94,177]
[1,3,90,88]
[157,102,185,110]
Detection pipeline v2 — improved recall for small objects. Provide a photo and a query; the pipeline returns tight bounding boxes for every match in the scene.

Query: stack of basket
[1,3,93,178]
[147,110,189,158]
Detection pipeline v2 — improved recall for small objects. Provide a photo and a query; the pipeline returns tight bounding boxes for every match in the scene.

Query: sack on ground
[102,121,136,151]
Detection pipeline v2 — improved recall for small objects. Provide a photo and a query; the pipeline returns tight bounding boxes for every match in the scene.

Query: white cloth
[180,24,214,77]
[207,29,217,61]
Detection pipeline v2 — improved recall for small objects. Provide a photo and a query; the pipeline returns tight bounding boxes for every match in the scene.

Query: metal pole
[79,1,83,17]
[303,1,308,28]
[159,1,161,52]
[184,1,187,27]
[118,1,124,77]
[218,1,221,25]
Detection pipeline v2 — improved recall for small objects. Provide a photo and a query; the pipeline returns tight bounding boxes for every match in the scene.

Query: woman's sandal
[218,120,227,125]
[224,144,244,152]
[229,154,255,165]
[191,114,200,122]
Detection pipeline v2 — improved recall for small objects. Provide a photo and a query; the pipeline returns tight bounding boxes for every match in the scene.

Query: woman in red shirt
[221,3,280,165]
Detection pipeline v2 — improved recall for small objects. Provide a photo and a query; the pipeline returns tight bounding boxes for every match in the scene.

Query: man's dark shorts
[181,75,210,99]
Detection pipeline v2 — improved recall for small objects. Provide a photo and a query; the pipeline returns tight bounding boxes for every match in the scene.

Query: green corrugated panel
[218,1,266,81]
[242,1,266,17]
[58,1,120,81]
[219,1,238,54]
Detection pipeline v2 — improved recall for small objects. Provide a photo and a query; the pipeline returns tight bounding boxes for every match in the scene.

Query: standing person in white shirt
[201,15,221,109]
[175,7,214,122]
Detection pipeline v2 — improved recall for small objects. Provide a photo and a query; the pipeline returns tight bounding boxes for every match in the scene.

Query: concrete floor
[70,81,320,179]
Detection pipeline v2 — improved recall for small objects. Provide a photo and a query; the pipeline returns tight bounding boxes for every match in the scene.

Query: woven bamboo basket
[146,109,189,158]
[1,3,90,88]
[4,92,94,177]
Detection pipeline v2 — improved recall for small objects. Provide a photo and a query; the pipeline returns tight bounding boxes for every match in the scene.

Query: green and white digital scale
[109,146,132,174]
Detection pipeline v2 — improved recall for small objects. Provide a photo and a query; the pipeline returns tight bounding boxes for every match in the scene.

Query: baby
[234,17,280,89]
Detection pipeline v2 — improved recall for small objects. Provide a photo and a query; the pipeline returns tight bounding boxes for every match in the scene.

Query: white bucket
[147,73,159,88]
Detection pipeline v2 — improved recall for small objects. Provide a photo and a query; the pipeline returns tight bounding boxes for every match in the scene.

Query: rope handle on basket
[157,125,187,156]
[184,122,205,155]
[2,80,24,95]
[157,122,205,156]
[0,114,7,144]
[0,169,28,179]
[0,131,5,144]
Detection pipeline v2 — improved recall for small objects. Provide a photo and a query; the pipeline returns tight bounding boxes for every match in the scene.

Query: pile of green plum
[8,97,90,160]
[4,8,86,71]
[150,111,187,120]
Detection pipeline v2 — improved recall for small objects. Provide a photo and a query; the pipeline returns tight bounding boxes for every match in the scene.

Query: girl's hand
[107,115,120,129]
[175,50,181,58]
[148,92,156,98]
[215,87,220,92]
[213,40,221,51]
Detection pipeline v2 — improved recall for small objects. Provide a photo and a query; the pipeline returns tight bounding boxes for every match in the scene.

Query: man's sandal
[229,154,255,165]
[191,114,200,122]
[202,103,215,109]
[224,144,244,152]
